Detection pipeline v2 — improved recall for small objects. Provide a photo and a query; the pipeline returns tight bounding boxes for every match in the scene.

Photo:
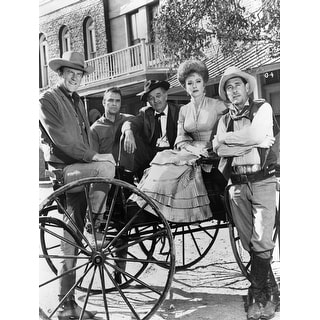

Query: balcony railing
[83,39,174,86]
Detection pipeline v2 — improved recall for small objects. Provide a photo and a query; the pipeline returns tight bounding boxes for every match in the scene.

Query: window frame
[84,17,97,60]
[59,25,71,57]
[39,33,49,88]
[128,10,140,46]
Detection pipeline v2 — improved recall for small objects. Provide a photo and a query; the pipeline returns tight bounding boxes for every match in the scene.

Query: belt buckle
[240,174,248,183]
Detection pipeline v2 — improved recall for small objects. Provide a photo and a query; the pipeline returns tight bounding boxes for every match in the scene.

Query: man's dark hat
[137,80,170,101]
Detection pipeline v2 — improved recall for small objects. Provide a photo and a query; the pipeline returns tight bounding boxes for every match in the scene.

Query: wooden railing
[82,39,173,85]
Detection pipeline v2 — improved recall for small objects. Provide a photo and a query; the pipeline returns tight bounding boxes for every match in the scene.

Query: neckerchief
[229,102,251,121]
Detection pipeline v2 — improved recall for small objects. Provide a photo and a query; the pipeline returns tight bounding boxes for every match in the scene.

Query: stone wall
[39,0,108,87]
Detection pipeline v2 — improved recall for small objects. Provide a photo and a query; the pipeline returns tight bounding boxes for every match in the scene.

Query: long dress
[129,96,226,223]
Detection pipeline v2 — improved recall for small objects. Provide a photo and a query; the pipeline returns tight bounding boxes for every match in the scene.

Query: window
[128,11,140,45]
[39,33,49,88]
[84,17,97,59]
[59,26,71,56]
[148,2,159,43]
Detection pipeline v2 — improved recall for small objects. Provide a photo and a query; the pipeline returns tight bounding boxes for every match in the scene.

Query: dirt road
[39,183,280,320]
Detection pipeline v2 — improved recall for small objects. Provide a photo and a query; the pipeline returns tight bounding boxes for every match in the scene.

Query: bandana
[229,103,251,121]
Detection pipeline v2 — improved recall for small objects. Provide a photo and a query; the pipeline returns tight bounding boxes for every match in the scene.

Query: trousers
[228,176,277,259]
[56,161,115,298]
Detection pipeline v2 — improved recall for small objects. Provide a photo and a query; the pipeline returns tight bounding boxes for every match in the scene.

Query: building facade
[39,0,170,118]
[39,0,279,118]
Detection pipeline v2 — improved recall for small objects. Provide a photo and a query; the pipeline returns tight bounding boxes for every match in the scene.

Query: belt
[232,164,261,174]
[230,169,275,184]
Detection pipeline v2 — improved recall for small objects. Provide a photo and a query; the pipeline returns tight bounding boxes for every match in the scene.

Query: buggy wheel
[137,219,223,272]
[228,212,280,280]
[39,205,65,275]
[39,177,175,320]
[170,219,223,271]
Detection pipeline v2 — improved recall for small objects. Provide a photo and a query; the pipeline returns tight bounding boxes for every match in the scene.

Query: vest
[221,99,279,179]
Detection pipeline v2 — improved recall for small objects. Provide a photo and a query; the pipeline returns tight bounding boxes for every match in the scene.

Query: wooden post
[140,38,147,71]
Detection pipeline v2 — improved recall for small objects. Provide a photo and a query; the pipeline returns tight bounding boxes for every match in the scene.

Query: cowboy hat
[218,66,256,101]
[48,51,94,75]
[137,80,170,101]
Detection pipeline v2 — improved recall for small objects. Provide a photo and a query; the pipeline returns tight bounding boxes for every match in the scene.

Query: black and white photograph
[37,1,284,319]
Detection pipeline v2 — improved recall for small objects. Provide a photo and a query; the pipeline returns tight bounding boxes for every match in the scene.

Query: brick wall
[39,0,108,86]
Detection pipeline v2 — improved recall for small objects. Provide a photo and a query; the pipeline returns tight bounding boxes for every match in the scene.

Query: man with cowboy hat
[121,79,181,180]
[39,51,115,319]
[212,66,280,320]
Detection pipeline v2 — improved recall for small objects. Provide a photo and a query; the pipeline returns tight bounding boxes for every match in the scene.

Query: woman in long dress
[130,60,227,223]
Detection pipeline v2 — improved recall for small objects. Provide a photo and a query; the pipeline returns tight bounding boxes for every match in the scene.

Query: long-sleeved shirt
[39,84,96,163]
[213,100,273,166]
[212,100,276,179]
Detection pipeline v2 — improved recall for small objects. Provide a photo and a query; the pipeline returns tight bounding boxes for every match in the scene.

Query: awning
[168,43,280,90]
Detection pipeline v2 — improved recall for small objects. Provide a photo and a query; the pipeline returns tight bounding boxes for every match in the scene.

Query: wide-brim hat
[218,66,256,101]
[137,80,170,101]
[48,51,94,75]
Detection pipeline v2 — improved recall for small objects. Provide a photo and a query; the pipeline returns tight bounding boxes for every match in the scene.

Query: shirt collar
[154,104,168,116]
[58,84,80,102]
[103,112,122,122]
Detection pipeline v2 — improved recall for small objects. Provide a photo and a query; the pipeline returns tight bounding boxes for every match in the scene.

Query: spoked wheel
[39,177,175,320]
[137,219,223,272]
[169,219,223,271]
[228,214,279,280]
[226,184,280,281]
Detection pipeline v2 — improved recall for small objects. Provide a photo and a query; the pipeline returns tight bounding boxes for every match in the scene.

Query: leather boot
[85,213,107,249]
[119,169,135,198]
[261,266,280,319]
[57,296,97,319]
[247,253,270,320]
[247,288,262,320]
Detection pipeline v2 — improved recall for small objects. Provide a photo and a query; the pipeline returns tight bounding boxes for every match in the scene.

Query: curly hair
[177,60,209,87]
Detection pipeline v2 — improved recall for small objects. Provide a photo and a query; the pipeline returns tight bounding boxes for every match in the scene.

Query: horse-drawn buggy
[39,156,280,320]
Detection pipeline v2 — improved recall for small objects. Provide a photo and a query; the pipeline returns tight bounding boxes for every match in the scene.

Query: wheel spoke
[40,177,175,320]
[187,225,202,256]
[39,260,91,287]
[39,225,87,254]
[102,265,142,320]
[98,265,110,320]
[49,263,95,318]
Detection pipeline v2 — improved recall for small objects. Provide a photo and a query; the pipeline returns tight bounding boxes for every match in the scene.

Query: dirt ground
[39,183,280,320]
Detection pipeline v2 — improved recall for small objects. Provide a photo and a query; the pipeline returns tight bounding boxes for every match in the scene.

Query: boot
[247,253,270,320]
[118,168,135,198]
[85,213,107,249]
[247,288,262,320]
[261,266,280,319]
[121,169,135,185]
[113,236,128,284]
[57,296,97,319]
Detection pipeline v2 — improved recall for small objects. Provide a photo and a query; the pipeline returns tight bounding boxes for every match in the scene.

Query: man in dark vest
[39,51,115,319]
[212,66,280,320]
[121,80,181,180]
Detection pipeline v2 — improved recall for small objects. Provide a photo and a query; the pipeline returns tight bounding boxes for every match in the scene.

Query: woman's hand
[185,145,209,157]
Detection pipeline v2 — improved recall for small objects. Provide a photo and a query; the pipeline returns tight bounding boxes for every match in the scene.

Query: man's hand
[123,129,137,154]
[258,135,275,148]
[92,153,115,165]
[212,136,221,153]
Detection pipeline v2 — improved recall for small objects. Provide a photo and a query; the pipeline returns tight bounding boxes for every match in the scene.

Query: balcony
[79,39,174,96]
